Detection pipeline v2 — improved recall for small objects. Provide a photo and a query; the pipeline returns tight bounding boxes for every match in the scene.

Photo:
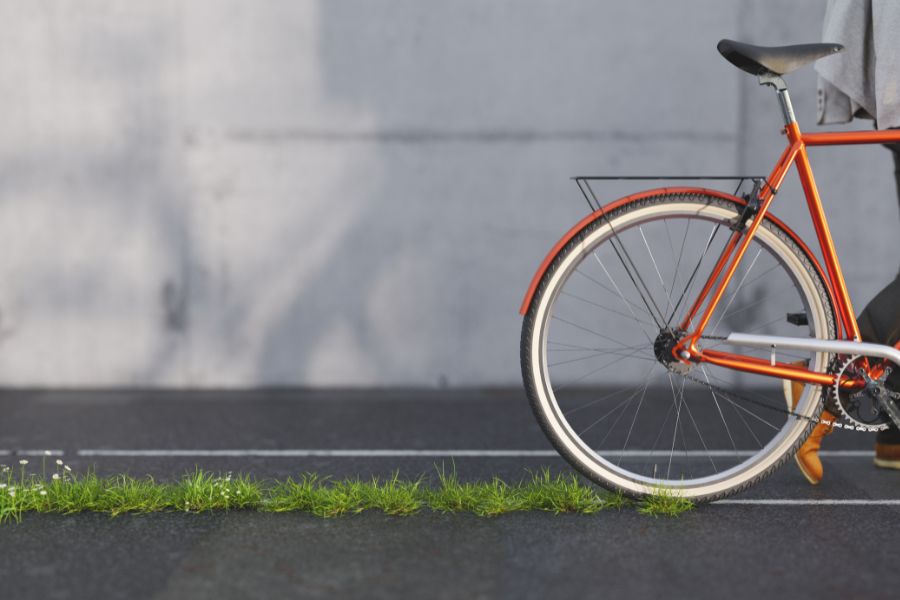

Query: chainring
[828,355,894,431]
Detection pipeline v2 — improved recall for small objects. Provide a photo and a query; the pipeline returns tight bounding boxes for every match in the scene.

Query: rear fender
[518,187,836,321]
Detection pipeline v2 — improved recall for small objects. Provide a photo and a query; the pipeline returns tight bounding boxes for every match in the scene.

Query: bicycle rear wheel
[521,191,836,501]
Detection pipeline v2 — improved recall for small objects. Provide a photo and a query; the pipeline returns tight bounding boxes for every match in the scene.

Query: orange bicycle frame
[676,123,900,386]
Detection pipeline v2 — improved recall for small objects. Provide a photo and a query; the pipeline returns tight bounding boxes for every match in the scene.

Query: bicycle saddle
[717,39,843,76]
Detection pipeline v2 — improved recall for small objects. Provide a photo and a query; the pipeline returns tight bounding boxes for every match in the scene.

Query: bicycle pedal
[786,312,808,326]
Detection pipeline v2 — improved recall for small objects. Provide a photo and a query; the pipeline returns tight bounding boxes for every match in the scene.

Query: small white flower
[52,473,60,480]
[18,459,28,465]
[8,490,15,497]
[56,459,63,466]
[39,490,47,496]
[64,465,72,472]
[0,483,6,489]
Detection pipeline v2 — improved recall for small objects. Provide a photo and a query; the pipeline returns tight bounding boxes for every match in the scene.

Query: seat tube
[760,74,858,339]
[788,122,861,340]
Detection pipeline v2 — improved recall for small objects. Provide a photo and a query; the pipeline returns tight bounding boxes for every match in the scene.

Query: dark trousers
[856,142,900,444]
[893,143,900,212]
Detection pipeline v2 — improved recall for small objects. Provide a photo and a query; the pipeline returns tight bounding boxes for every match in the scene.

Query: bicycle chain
[690,335,885,433]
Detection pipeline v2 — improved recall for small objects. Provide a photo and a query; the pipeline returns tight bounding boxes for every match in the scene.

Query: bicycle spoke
[550,315,635,349]
[678,382,719,472]
[617,370,655,467]
[666,373,687,479]
[573,269,656,321]
[590,368,657,446]
[548,340,647,352]
[729,261,781,293]
[594,253,660,339]
[554,350,650,394]
[566,382,647,418]
[559,290,656,329]
[639,225,675,315]
[703,373,768,448]
[590,192,668,327]
[548,346,653,368]
[700,366,740,457]
[669,216,692,304]
[667,222,723,326]
[709,248,763,334]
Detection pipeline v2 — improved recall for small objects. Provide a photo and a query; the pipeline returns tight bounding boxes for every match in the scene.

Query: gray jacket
[816,0,900,129]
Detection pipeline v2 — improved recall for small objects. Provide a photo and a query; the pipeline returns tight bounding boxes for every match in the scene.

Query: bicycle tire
[521,191,837,502]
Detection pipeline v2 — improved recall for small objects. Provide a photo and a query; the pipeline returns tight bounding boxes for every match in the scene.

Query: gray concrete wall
[0,0,895,387]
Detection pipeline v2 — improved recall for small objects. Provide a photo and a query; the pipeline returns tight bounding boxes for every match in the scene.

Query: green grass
[0,461,693,523]
[637,486,695,517]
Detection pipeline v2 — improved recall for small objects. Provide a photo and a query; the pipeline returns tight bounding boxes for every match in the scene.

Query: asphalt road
[1,388,899,600]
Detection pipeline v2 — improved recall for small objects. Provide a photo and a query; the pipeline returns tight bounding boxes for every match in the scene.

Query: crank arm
[877,395,900,430]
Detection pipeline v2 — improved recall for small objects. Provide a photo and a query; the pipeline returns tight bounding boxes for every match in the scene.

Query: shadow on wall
[0,10,192,386]
[246,1,749,387]
[252,2,496,387]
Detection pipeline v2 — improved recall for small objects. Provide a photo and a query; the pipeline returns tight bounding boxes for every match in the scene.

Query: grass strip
[637,486,695,518]
[0,461,692,523]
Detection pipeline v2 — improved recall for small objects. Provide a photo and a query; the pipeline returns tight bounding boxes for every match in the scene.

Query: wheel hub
[653,328,692,374]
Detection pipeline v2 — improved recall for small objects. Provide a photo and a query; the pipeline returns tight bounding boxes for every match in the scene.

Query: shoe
[794,413,836,485]
[874,443,900,469]
[783,361,834,485]
[874,428,900,469]
[781,365,805,413]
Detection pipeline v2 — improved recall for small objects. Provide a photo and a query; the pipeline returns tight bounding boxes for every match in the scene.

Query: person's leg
[784,373,836,484]
[875,140,900,466]
[790,143,900,481]
[892,141,900,219]
[855,269,900,468]
[879,141,900,465]
[861,141,900,465]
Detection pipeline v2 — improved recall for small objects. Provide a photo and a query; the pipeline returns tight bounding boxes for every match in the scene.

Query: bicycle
[519,39,900,502]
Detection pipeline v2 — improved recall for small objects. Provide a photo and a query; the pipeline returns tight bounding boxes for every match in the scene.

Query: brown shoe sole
[785,363,821,484]
[873,457,900,470]
[794,455,820,485]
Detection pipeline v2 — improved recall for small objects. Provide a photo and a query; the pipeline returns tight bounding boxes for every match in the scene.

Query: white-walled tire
[521,192,836,502]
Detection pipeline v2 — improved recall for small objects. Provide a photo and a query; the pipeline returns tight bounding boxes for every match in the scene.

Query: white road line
[715,499,900,506]
[70,449,876,458]
[75,449,561,458]
[3,449,65,457]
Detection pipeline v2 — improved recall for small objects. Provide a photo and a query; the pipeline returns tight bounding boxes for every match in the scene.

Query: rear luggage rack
[573,176,768,212]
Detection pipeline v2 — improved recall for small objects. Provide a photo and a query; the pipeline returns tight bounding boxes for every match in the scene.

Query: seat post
[758,73,796,125]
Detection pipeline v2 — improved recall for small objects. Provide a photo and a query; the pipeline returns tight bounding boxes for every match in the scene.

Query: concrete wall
[0,0,895,387]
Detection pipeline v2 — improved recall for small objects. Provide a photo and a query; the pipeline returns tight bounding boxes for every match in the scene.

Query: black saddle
[717,39,843,76]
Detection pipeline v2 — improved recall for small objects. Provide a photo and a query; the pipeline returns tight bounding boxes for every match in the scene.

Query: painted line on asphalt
[715,499,900,506]
[2,449,65,457]
[69,449,877,458]
[0,449,880,459]
[75,449,562,458]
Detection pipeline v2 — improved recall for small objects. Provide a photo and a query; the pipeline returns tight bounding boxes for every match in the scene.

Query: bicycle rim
[522,193,836,501]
